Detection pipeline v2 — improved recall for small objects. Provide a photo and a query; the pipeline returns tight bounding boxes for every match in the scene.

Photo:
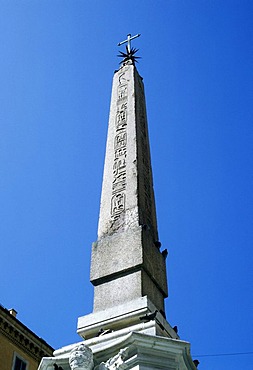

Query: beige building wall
[0,332,39,370]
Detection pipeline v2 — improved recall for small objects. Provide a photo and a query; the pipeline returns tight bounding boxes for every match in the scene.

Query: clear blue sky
[1,1,253,369]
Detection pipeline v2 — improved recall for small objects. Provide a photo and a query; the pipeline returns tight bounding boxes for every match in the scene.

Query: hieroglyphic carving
[109,69,156,234]
[111,71,128,222]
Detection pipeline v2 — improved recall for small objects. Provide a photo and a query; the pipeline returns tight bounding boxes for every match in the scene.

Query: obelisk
[78,35,175,340]
[38,35,198,370]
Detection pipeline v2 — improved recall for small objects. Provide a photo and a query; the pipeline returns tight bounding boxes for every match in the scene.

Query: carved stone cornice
[0,306,53,361]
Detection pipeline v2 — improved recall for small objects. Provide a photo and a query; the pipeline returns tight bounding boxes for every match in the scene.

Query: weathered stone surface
[90,229,167,313]
[91,227,167,293]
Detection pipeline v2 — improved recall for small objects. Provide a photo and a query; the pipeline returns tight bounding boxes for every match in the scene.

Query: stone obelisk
[38,35,197,370]
[77,35,174,340]
[92,50,167,309]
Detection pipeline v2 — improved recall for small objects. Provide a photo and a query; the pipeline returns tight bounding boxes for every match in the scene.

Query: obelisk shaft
[97,64,158,242]
[90,62,167,314]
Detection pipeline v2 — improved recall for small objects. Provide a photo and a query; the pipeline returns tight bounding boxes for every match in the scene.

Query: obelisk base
[77,296,177,340]
[38,329,197,370]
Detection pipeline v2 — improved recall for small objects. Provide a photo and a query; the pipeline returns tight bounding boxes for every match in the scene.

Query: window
[12,354,28,370]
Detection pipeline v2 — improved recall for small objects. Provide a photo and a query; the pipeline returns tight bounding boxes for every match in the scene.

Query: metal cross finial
[118,33,141,53]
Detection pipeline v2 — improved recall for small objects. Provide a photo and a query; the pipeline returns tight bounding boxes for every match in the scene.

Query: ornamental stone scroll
[95,347,129,370]
[69,344,94,370]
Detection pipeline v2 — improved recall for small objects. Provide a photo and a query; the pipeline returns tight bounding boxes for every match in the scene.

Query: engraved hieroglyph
[99,64,158,238]
[111,70,128,222]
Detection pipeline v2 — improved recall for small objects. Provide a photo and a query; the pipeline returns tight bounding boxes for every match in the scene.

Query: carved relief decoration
[95,347,129,370]
[110,69,128,225]
[109,67,156,236]
[69,343,94,370]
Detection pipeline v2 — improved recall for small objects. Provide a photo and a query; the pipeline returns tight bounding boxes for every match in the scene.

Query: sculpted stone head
[69,344,93,370]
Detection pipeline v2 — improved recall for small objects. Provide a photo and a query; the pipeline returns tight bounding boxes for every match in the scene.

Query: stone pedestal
[38,330,197,370]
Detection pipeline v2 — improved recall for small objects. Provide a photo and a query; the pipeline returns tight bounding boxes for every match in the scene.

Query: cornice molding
[0,314,53,361]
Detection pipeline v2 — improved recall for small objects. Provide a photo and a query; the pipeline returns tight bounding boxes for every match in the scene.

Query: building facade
[0,305,53,370]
